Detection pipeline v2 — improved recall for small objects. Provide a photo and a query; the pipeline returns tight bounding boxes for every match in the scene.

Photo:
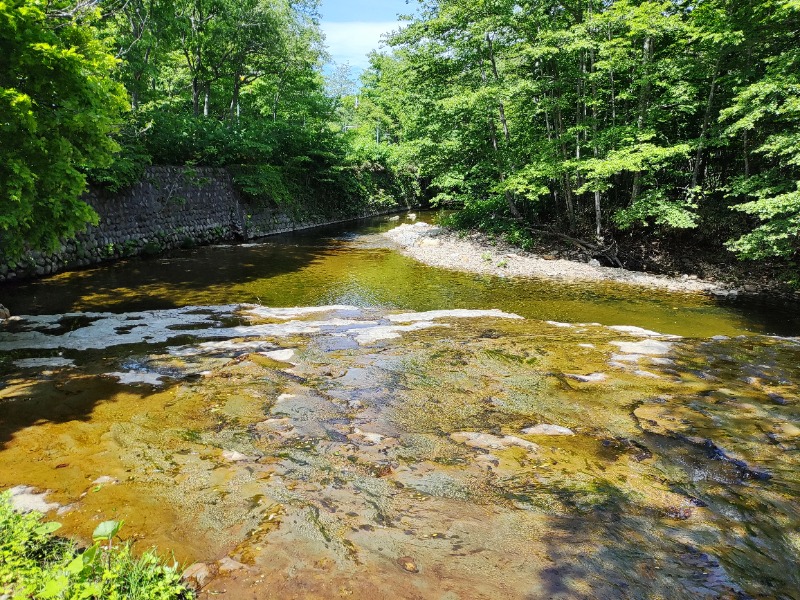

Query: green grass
[0,492,192,599]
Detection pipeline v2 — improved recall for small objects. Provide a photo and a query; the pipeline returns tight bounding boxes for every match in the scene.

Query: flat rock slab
[522,424,575,436]
[451,431,539,452]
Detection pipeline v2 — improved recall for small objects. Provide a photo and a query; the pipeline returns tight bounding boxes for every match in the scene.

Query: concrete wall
[0,166,401,283]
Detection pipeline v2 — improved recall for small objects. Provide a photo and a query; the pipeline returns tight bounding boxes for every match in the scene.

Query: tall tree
[0,0,127,258]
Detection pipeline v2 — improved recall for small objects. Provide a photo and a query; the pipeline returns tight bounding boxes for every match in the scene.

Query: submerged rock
[105,370,168,386]
[8,486,60,513]
[397,556,419,573]
[221,450,250,463]
[451,432,539,452]
[611,339,673,355]
[182,562,217,591]
[522,424,575,436]
[565,372,607,383]
[350,428,386,445]
[13,357,75,369]
[92,476,118,486]
[217,557,247,574]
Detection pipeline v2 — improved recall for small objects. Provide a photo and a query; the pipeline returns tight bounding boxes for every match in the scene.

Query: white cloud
[321,21,400,69]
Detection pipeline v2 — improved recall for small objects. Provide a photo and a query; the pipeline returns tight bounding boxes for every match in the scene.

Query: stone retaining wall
[0,166,402,283]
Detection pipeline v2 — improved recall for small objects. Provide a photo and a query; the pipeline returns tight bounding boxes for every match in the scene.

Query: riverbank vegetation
[0,0,415,260]
[351,0,800,280]
[0,492,191,599]
[1,0,798,276]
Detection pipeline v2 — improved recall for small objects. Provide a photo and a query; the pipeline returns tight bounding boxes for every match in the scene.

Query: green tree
[0,0,127,258]
[722,0,800,259]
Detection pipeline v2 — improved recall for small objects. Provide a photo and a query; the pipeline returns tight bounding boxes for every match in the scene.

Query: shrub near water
[0,492,191,599]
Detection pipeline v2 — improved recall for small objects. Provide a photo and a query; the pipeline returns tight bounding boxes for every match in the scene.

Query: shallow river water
[1,214,799,599]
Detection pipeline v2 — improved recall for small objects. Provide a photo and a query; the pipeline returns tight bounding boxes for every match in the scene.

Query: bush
[0,492,191,599]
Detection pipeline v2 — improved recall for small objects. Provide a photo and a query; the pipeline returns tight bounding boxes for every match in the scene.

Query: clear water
[1,214,798,599]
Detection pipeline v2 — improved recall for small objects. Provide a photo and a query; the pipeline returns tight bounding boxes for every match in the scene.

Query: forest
[354,0,800,274]
[1,0,799,277]
[0,0,416,259]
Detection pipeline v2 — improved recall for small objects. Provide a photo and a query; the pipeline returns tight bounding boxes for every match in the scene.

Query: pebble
[397,556,419,573]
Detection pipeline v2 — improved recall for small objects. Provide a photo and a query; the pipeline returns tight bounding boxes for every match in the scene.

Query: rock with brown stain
[182,562,217,591]
[217,557,247,574]
[397,556,419,573]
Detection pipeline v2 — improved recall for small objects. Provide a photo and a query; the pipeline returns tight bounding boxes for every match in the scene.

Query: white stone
[522,424,575,436]
[451,432,539,453]
[634,370,661,379]
[546,321,573,328]
[92,476,117,485]
[105,371,166,386]
[611,339,673,355]
[260,349,295,363]
[8,486,59,513]
[565,372,607,383]
[221,450,250,463]
[388,309,523,323]
[351,428,385,445]
[608,325,677,338]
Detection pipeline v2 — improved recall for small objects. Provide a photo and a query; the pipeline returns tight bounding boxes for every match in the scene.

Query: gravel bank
[383,223,731,295]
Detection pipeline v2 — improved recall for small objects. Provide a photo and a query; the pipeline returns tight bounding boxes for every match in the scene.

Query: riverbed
[1,214,798,599]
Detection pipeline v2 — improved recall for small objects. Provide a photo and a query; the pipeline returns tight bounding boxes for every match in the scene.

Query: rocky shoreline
[382,222,797,301]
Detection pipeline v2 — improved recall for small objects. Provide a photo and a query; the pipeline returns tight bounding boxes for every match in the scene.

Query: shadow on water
[0,240,334,315]
[0,369,165,451]
[713,294,800,337]
[530,483,756,600]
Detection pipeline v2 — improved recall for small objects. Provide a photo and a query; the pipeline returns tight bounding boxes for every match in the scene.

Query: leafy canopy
[0,0,127,259]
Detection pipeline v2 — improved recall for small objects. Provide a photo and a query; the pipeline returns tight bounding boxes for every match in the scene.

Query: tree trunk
[192,77,201,116]
[743,131,750,177]
[555,90,576,232]
[229,75,241,122]
[481,53,520,219]
[589,32,602,239]
[691,58,720,192]
[631,36,653,205]
[486,33,511,144]
[272,90,280,122]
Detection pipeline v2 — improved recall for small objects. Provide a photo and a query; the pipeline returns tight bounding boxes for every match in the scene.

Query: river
[1,213,798,599]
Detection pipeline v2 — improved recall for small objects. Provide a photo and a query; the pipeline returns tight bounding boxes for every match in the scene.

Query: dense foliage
[356,0,800,262]
[0,492,190,599]
[2,0,798,269]
[0,0,411,259]
[0,0,127,258]
[94,0,414,219]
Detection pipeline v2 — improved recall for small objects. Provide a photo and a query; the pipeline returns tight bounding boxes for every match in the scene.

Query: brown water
[1,214,799,599]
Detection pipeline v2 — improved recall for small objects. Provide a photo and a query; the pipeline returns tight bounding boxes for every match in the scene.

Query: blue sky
[320,0,412,70]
